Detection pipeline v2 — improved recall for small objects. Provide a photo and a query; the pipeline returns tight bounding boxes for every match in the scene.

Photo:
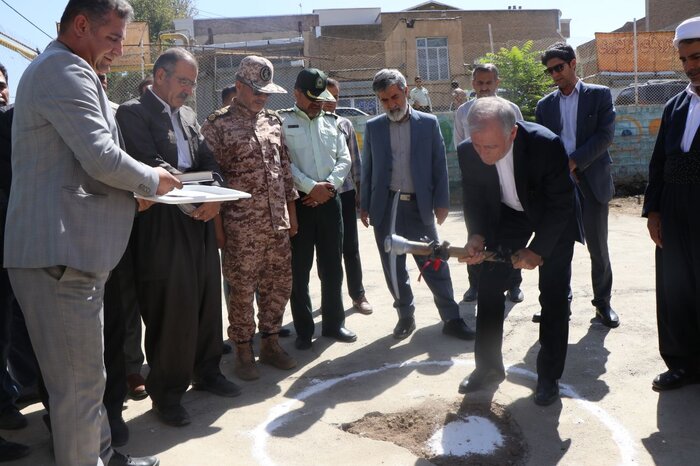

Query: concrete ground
[6,200,699,465]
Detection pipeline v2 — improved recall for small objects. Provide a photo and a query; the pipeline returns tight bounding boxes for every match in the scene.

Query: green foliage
[478,41,552,121]
[130,0,197,42]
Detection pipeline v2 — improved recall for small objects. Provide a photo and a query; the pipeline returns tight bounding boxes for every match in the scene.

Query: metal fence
[104,36,689,126]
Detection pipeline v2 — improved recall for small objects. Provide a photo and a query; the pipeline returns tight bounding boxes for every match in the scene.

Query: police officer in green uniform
[280,68,356,350]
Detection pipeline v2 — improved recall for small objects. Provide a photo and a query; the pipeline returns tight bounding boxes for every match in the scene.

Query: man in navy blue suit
[457,96,582,405]
[360,68,473,341]
[535,42,619,328]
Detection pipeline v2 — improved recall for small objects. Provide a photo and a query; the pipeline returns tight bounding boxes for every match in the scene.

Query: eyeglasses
[174,77,197,88]
[544,63,567,75]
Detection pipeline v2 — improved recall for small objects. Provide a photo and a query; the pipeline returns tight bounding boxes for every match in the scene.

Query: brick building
[175,1,568,114]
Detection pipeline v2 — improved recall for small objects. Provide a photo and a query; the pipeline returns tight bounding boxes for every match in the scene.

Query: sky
[0,0,646,103]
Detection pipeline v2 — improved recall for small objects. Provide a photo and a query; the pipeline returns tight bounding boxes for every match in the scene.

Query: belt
[390,191,415,201]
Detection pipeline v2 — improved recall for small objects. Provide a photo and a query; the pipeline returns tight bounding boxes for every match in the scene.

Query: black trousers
[579,179,613,308]
[133,205,223,409]
[657,183,700,371]
[290,195,345,340]
[474,205,573,382]
[340,190,365,301]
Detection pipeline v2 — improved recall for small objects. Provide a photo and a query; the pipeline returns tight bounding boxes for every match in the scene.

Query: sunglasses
[544,63,567,75]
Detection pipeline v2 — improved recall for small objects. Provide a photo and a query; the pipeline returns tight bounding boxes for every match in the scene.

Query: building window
[416,37,449,81]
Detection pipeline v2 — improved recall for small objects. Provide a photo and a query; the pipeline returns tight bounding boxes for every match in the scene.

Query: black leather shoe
[392,317,416,340]
[109,451,160,466]
[595,306,620,328]
[458,369,505,394]
[109,416,129,447]
[222,341,232,354]
[279,328,292,338]
[294,337,312,350]
[506,286,524,303]
[0,406,27,430]
[532,312,541,323]
[462,286,478,302]
[534,379,560,406]
[442,318,476,340]
[192,374,241,398]
[322,327,357,343]
[152,404,190,427]
[0,436,29,461]
[652,368,700,391]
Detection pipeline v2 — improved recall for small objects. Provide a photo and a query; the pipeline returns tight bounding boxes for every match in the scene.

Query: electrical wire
[0,0,53,41]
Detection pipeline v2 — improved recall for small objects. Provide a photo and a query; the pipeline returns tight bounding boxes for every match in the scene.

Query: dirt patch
[340,398,527,465]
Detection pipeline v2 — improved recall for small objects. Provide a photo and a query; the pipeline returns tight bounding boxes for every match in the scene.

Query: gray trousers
[9,266,112,466]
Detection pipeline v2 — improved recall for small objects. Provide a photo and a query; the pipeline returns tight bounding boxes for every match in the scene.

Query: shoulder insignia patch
[207,106,230,122]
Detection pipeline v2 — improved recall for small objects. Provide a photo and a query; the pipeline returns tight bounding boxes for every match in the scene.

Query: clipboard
[135,185,251,204]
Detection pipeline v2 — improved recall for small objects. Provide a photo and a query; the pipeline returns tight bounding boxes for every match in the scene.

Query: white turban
[673,16,700,48]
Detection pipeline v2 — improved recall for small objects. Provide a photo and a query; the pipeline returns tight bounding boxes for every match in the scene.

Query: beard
[386,102,409,122]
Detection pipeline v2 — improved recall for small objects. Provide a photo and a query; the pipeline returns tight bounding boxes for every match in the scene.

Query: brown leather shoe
[127,374,148,400]
[352,295,373,315]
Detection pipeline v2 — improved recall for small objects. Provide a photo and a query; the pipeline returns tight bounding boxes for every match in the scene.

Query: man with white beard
[360,69,474,341]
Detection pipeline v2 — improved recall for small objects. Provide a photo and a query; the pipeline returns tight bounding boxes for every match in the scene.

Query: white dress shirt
[495,143,523,211]
[681,84,700,153]
[558,79,582,156]
[149,87,192,171]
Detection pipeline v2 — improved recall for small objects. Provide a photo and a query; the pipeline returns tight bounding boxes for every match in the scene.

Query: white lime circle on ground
[252,358,639,465]
[427,415,504,456]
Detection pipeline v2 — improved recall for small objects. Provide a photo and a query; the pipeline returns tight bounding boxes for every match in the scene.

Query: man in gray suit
[536,42,619,329]
[360,69,474,341]
[4,1,180,465]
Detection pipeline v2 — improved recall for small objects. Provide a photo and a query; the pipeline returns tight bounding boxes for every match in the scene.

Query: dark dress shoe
[532,312,541,323]
[127,374,148,401]
[392,317,416,340]
[534,379,560,406]
[192,374,241,398]
[462,286,478,302]
[222,341,233,354]
[0,436,30,461]
[109,416,129,447]
[442,318,476,340]
[322,327,357,343]
[295,337,312,350]
[652,368,700,391]
[0,406,28,430]
[152,404,191,427]
[595,306,620,328]
[109,451,160,466]
[506,286,524,303]
[458,369,505,394]
[279,328,292,338]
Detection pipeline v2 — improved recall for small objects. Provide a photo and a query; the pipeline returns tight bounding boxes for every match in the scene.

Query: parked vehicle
[614,79,688,105]
[335,107,369,117]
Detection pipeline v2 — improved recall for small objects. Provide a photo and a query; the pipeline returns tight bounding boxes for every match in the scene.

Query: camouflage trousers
[222,226,291,343]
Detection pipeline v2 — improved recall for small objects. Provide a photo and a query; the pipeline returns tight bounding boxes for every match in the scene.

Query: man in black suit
[535,42,618,328]
[117,48,240,427]
[456,97,582,406]
[643,16,700,391]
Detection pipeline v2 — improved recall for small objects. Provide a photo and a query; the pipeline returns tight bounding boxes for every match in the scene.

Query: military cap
[236,56,287,94]
[294,68,335,102]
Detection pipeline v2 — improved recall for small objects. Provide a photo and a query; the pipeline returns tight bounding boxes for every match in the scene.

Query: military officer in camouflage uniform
[201,56,298,381]
[280,68,356,350]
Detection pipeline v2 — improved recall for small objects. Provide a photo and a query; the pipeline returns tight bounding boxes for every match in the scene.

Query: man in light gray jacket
[4,1,180,465]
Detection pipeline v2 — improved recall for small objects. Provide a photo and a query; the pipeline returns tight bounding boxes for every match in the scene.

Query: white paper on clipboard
[135,185,251,204]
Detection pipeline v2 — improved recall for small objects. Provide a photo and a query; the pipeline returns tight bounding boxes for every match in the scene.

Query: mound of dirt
[340,398,527,465]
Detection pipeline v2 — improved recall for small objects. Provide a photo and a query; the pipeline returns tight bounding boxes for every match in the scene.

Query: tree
[130,0,198,42]
[478,41,552,121]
